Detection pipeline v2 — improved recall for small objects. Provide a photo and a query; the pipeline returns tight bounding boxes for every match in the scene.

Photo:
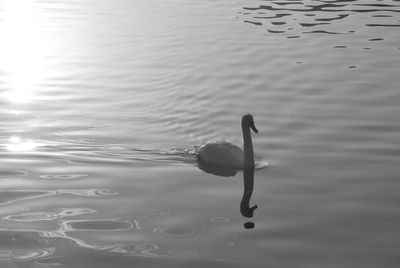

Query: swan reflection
[194,114,261,228]
[241,165,257,229]
[197,158,238,177]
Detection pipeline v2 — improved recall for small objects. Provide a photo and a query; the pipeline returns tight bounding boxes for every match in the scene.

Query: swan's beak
[251,123,258,133]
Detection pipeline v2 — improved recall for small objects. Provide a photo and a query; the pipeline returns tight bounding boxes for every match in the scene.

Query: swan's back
[197,142,243,169]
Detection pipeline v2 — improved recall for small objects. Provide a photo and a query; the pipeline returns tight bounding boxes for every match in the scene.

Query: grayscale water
[0,0,399,267]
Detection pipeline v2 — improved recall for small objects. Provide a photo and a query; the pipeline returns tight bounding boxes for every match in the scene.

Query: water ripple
[0,247,55,262]
[239,0,400,40]
[56,188,118,197]
[110,244,160,257]
[0,189,117,207]
[60,219,134,231]
[0,230,55,261]
[4,208,96,222]
[209,216,231,223]
[39,173,88,180]
[153,227,196,237]
[0,170,27,177]
[0,190,51,206]
[5,212,57,222]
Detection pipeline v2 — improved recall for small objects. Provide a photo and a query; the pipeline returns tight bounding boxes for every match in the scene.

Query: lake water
[0,0,400,267]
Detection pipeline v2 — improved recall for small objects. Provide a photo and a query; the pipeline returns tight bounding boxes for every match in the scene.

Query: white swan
[197,114,258,169]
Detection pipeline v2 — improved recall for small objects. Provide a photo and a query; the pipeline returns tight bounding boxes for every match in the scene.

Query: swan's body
[197,114,258,170]
[197,141,244,169]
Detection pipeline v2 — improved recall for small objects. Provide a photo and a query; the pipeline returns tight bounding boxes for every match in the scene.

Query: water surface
[0,0,400,267]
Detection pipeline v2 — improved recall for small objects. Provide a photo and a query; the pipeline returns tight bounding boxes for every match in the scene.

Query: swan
[197,114,258,169]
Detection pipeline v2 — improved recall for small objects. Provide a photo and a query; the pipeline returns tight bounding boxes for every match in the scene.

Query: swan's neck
[242,126,254,168]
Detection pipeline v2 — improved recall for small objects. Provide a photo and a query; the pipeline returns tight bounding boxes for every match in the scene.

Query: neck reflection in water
[241,165,258,229]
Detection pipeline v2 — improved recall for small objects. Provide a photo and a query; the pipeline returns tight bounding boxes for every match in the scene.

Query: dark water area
[0,0,400,267]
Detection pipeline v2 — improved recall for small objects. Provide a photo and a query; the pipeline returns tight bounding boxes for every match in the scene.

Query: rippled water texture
[241,0,400,36]
[0,0,399,267]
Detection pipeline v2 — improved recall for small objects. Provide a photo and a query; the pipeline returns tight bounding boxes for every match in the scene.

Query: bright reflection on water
[0,0,400,267]
[6,136,41,152]
[0,0,49,104]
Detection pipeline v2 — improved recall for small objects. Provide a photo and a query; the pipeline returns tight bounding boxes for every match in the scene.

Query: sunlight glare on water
[0,0,51,104]
[5,136,41,152]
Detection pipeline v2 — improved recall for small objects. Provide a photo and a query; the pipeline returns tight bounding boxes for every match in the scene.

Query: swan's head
[242,114,258,133]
